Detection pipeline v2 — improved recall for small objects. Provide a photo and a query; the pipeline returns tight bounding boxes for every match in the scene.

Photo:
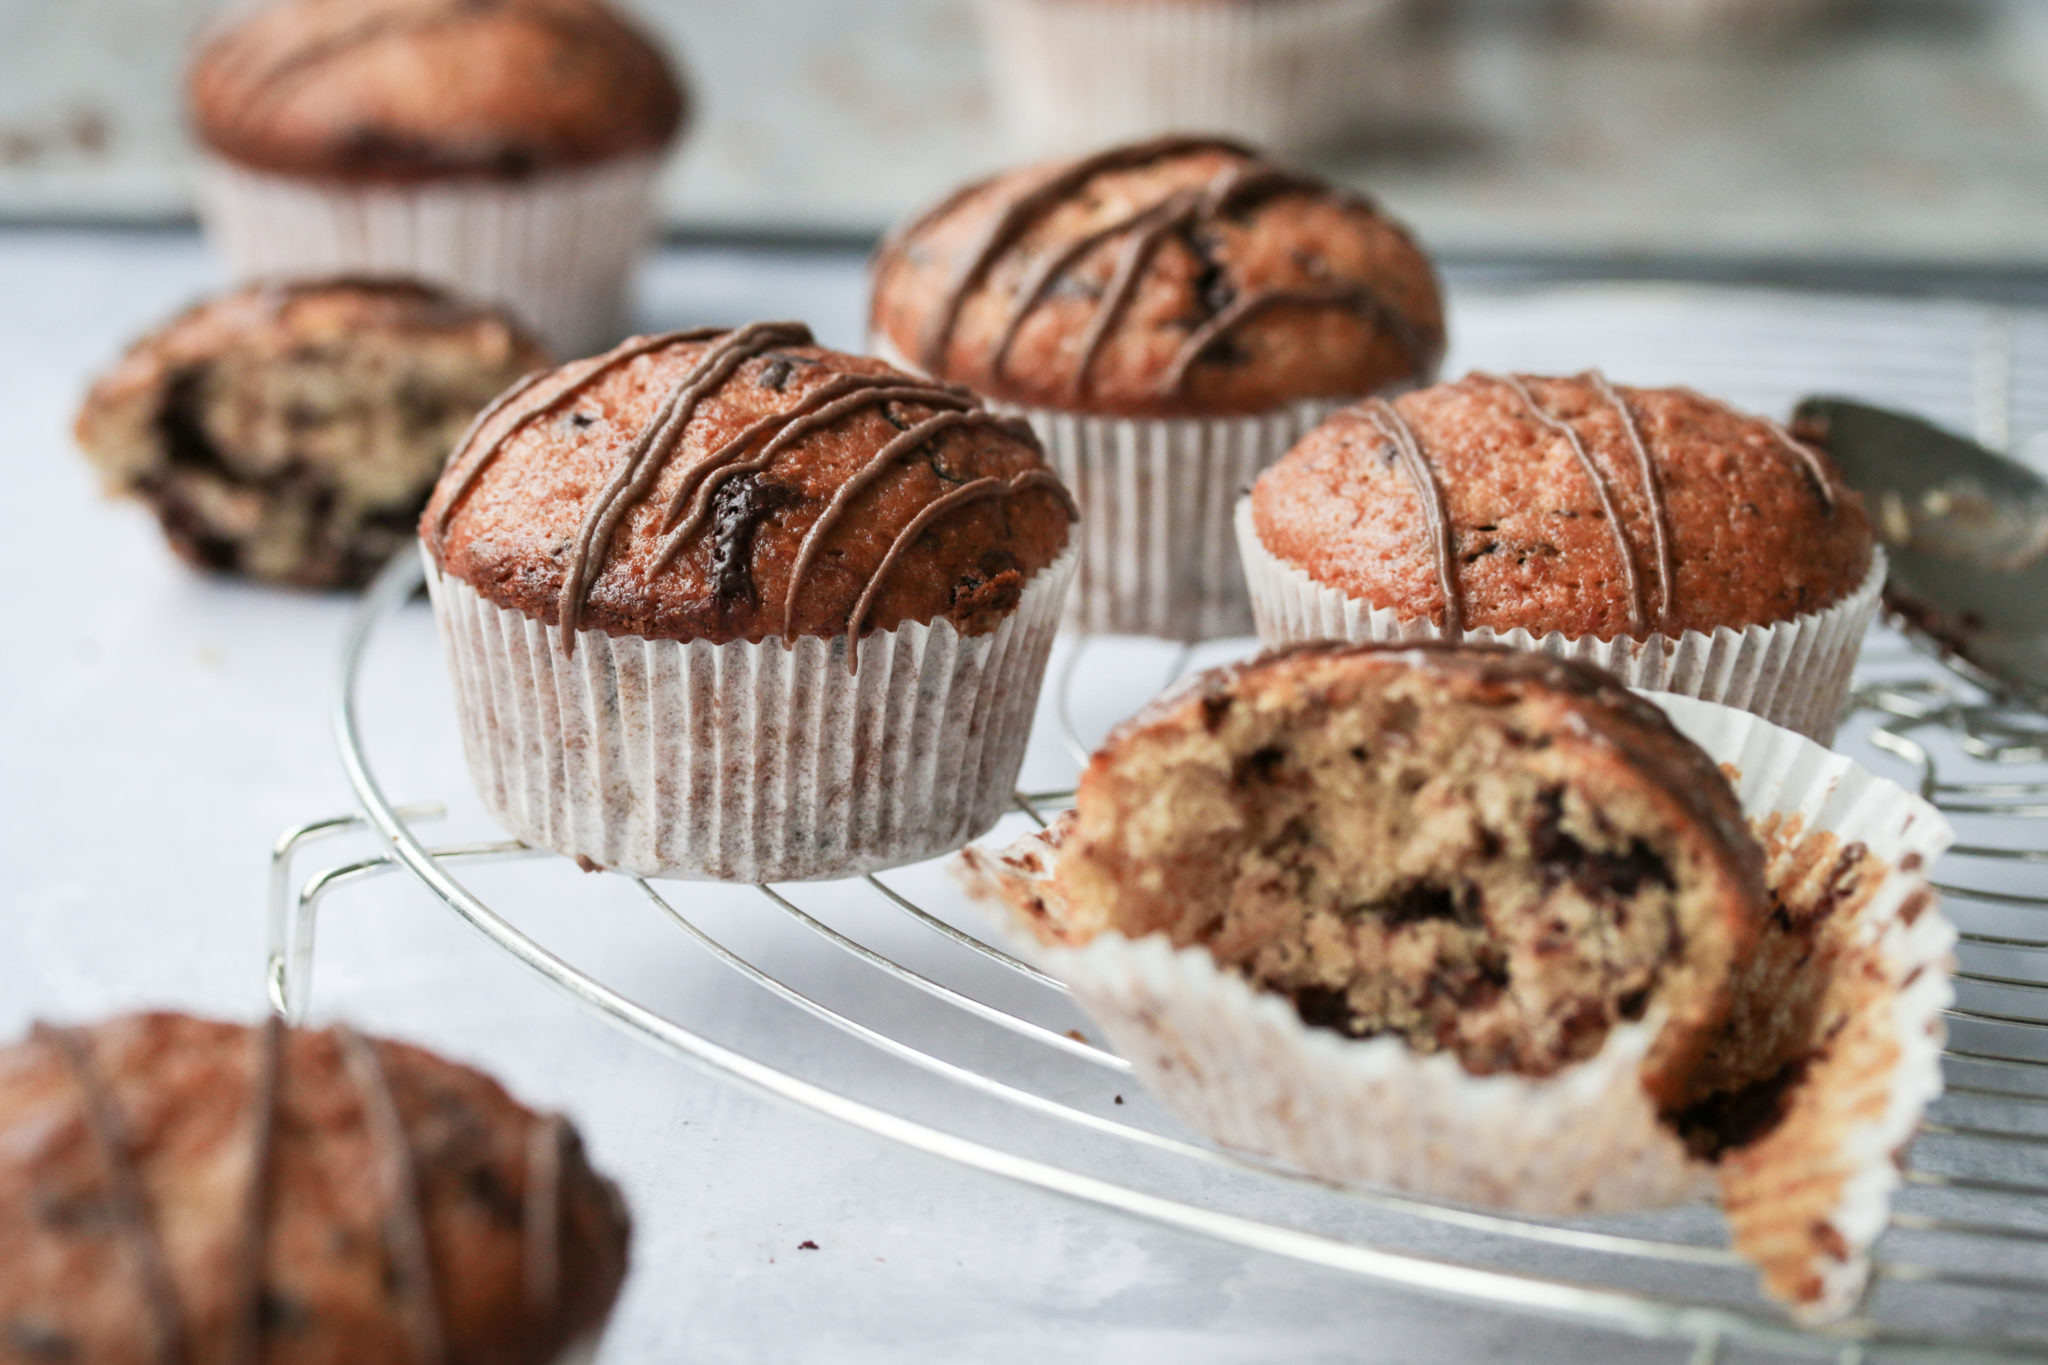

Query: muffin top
[868,135,1445,418]
[1250,373,1876,641]
[188,0,687,182]
[0,1012,628,1365]
[423,321,1077,648]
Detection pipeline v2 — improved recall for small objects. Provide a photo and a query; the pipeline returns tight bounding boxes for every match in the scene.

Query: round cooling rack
[273,284,2048,1363]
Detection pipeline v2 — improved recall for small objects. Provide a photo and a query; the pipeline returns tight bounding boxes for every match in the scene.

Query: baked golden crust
[74,277,547,589]
[1052,641,1770,1107]
[422,322,1076,647]
[188,0,686,182]
[1250,374,1876,640]
[868,136,1444,418]
[0,1012,628,1365]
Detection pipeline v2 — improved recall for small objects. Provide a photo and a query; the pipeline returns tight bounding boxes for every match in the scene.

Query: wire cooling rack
[272,285,2048,1362]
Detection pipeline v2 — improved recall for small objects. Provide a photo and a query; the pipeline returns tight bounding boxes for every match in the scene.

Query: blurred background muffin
[75,276,546,588]
[0,1011,630,1365]
[871,135,1444,640]
[975,0,1415,157]
[187,0,688,354]
[1240,372,1881,738]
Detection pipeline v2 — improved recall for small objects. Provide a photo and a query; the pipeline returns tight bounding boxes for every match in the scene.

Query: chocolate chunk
[1676,1056,1811,1158]
[1290,983,1363,1035]
[708,473,798,612]
[1530,787,1672,898]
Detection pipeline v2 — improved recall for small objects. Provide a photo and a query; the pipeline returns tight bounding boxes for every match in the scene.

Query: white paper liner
[1237,496,1887,744]
[1010,399,1342,640]
[425,541,1076,882]
[974,0,1406,155]
[959,690,1953,1316]
[196,153,665,356]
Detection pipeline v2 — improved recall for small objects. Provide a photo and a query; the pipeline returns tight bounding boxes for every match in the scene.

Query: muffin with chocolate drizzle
[0,1011,629,1365]
[870,134,1443,640]
[188,0,689,353]
[422,320,1078,882]
[1241,373,1883,740]
[75,277,546,589]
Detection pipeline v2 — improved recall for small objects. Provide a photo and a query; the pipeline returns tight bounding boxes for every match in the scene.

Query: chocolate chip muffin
[870,135,1443,639]
[188,0,689,352]
[1241,373,1884,740]
[0,1012,629,1365]
[1042,641,1769,1107]
[75,277,546,589]
[422,321,1079,881]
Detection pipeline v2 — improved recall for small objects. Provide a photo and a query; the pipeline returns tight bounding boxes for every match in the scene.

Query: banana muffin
[0,1012,629,1365]
[75,277,546,589]
[423,320,1078,881]
[188,0,689,351]
[870,134,1443,638]
[1040,641,1768,1106]
[1242,373,1883,739]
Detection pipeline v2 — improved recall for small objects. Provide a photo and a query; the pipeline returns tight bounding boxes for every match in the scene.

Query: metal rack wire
[270,289,2048,1363]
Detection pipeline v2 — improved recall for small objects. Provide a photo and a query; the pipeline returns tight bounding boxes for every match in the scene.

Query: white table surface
[5,229,2044,1363]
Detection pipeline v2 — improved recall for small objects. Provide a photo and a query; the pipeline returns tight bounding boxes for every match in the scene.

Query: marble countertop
[5,228,2046,1362]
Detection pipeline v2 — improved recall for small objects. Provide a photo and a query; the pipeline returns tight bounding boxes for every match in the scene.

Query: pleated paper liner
[1237,496,1887,743]
[959,691,1953,1320]
[425,542,1076,883]
[974,0,1407,156]
[197,153,665,357]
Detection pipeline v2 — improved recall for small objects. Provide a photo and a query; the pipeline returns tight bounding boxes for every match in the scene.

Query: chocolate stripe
[1491,372,1649,634]
[524,1113,567,1323]
[334,1025,445,1365]
[1590,372,1677,629]
[227,1017,285,1365]
[1362,398,1463,634]
[37,1023,188,1365]
[1158,282,1427,398]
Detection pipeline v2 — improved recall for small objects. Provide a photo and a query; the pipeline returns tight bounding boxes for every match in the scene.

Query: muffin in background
[75,277,546,589]
[976,0,1409,156]
[422,321,1078,882]
[1240,372,1882,740]
[0,1011,630,1364]
[870,135,1443,639]
[187,0,688,354]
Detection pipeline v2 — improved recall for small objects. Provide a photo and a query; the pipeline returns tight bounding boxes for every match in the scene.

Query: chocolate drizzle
[1765,419,1838,512]
[38,1024,190,1365]
[1591,372,1677,629]
[523,1114,567,1323]
[1489,373,1651,634]
[1362,398,1462,633]
[437,323,1074,662]
[894,135,1429,400]
[334,1025,445,1365]
[227,1016,284,1365]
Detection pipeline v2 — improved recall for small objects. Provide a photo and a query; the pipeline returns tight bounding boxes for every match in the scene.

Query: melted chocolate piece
[707,473,796,612]
[1376,881,1483,930]
[1530,787,1674,899]
[1289,984,1365,1036]
[1677,1057,1811,1157]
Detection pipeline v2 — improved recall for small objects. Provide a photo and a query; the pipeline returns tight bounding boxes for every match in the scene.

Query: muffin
[422,320,1079,882]
[1241,372,1883,740]
[870,134,1444,638]
[0,1011,630,1363]
[961,642,1953,1317]
[975,0,1410,156]
[188,0,688,354]
[75,277,546,589]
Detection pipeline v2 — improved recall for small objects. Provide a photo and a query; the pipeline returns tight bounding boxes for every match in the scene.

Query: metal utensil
[1794,396,2048,709]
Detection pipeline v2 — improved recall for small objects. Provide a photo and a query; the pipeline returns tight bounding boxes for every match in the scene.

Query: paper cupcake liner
[425,542,1077,882]
[975,0,1406,155]
[959,691,1952,1317]
[196,153,665,356]
[1237,496,1886,744]
[1011,400,1341,640]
